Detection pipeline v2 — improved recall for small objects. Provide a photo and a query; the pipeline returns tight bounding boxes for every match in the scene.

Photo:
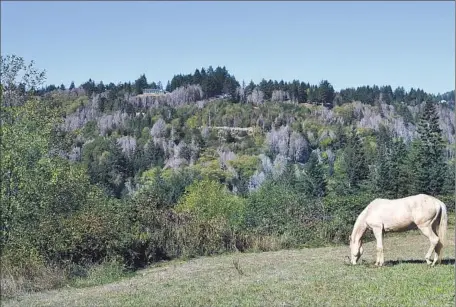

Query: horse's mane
[350,206,369,243]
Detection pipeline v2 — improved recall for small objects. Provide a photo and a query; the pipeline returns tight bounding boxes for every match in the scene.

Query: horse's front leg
[372,227,384,266]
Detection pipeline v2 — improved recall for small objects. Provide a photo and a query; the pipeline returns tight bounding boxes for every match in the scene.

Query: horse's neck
[351,210,368,243]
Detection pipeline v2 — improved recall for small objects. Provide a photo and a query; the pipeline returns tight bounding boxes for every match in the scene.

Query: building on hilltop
[143,88,167,95]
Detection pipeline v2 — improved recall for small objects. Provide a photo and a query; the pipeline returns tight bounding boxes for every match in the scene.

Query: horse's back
[365,194,443,231]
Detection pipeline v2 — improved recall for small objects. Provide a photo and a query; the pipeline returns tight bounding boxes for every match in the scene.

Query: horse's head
[349,235,364,265]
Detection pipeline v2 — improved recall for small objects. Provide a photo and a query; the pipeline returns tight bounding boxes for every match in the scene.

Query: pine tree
[134,74,148,95]
[193,69,202,85]
[343,127,369,190]
[304,152,327,198]
[390,139,410,198]
[415,100,446,195]
[442,160,455,195]
[298,82,307,103]
[373,142,393,196]
[372,125,394,196]
[318,80,335,108]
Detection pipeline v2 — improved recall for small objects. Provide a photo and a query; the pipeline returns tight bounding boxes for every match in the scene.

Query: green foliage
[322,193,376,242]
[69,258,133,288]
[341,127,369,191]
[301,152,327,198]
[414,100,446,195]
[228,155,260,178]
[135,167,200,209]
[176,179,246,227]
[334,104,355,125]
[1,240,66,298]
[442,160,455,196]
[317,80,335,108]
[82,120,98,138]
[132,141,165,174]
[243,178,327,247]
[371,127,410,198]
[82,137,129,198]
[134,74,148,95]
[66,96,89,115]
[1,98,69,248]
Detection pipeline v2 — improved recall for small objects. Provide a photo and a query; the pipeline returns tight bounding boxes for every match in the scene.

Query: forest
[1,54,454,297]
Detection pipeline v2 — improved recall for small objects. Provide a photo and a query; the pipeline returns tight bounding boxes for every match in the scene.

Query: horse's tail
[437,201,448,263]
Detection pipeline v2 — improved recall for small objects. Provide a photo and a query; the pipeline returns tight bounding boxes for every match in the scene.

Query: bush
[322,193,376,243]
[176,179,246,227]
[243,180,326,246]
[1,240,66,298]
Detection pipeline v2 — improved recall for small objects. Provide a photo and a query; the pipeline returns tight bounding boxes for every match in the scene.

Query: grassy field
[4,226,455,307]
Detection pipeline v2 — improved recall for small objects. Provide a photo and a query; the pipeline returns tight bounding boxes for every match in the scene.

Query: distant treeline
[37,65,455,107]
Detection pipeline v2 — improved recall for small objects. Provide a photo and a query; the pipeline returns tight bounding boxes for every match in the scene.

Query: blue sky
[1,1,454,94]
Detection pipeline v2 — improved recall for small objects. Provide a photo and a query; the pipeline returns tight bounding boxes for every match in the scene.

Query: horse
[349,194,447,266]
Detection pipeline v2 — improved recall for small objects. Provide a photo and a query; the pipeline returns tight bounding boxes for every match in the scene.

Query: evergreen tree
[303,152,327,198]
[96,81,105,94]
[405,139,422,195]
[373,133,410,198]
[343,127,369,190]
[393,86,406,102]
[298,82,308,103]
[318,80,335,108]
[193,69,202,85]
[390,139,410,198]
[415,100,446,195]
[81,78,96,96]
[442,160,455,195]
[46,84,57,92]
[245,80,256,96]
[69,81,75,90]
[134,74,148,95]
[333,124,347,150]
[373,142,393,196]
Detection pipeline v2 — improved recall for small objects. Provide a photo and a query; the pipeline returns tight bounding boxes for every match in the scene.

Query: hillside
[1,56,455,300]
[4,221,455,307]
[56,89,455,198]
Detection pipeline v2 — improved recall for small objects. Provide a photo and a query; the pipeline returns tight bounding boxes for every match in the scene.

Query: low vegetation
[4,220,455,307]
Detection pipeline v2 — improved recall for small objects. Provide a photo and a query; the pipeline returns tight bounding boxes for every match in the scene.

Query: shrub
[243,180,326,246]
[176,179,246,227]
[1,240,66,298]
[322,193,376,243]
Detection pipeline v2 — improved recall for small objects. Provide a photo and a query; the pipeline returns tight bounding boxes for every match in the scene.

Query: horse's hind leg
[418,225,439,266]
[432,222,443,265]
[372,226,384,266]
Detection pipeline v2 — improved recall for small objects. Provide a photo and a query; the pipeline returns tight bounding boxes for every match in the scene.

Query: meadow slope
[5,226,455,307]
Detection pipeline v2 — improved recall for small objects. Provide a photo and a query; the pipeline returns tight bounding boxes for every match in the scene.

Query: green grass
[68,260,136,289]
[4,226,454,307]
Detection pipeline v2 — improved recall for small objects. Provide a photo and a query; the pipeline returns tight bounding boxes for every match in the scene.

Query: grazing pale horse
[349,194,447,266]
